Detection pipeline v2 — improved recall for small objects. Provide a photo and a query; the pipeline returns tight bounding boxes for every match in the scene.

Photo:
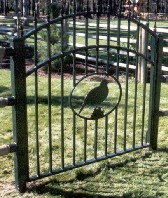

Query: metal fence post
[10,37,28,192]
[151,34,163,150]
[148,34,163,150]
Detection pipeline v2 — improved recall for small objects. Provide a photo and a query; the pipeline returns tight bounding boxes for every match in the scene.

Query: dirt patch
[0,182,20,198]
[0,182,45,197]
[26,62,107,79]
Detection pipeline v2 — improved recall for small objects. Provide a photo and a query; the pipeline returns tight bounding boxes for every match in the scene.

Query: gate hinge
[0,47,14,60]
[0,96,15,108]
[158,109,168,117]
[0,143,17,156]
[5,47,14,56]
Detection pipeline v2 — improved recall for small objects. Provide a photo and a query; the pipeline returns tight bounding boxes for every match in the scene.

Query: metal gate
[1,0,163,192]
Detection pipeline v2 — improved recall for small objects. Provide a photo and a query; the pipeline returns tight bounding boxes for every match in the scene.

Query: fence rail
[67,20,168,82]
[0,96,15,107]
[159,109,168,116]
[0,143,17,156]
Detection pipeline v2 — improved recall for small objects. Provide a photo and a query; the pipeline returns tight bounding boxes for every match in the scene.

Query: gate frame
[9,17,164,194]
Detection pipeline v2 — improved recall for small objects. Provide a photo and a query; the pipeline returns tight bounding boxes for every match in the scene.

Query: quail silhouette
[79,79,109,114]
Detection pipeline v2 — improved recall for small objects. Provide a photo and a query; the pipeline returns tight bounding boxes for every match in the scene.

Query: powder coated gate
[1,1,163,192]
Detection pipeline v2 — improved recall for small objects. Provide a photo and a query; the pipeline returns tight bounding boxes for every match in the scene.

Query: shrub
[38,7,72,73]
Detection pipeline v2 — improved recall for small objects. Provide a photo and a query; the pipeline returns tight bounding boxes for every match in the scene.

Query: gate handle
[0,97,15,108]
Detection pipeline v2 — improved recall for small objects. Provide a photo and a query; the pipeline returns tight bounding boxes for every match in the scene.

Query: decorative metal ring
[69,73,122,120]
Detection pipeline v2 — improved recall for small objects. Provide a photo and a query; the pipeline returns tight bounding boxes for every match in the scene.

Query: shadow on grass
[27,151,155,198]
[0,86,11,95]
[157,147,168,153]
[26,95,124,108]
[29,183,153,198]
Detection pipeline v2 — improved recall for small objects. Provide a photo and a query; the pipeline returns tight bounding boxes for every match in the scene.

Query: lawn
[0,16,168,198]
[0,68,168,197]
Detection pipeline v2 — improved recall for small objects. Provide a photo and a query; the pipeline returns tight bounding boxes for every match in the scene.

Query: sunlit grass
[0,56,168,197]
[0,18,168,197]
[22,68,150,178]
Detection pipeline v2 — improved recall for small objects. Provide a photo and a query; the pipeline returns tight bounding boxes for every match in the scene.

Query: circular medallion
[69,73,122,120]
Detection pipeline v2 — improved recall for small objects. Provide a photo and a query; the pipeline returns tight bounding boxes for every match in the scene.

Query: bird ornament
[79,79,109,114]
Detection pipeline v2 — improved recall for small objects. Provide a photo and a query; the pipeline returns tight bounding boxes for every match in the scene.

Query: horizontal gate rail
[0,47,16,158]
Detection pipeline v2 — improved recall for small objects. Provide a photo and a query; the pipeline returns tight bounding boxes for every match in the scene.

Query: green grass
[0,68,168,197]
[24,71,150,174]
[67,18,168,69]
[0,18,168,197]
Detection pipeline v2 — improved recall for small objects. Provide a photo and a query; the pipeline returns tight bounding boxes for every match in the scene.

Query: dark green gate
[8,1,163,192]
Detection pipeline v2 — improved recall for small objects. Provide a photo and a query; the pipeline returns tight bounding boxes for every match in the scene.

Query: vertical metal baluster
[105,115,108,156]
[34,11,40,176]
[72,0,76,166]
[123,11,131,151]
[147,35,156,146]
[85,0,89,75]
[141,85,147,146]
[114,107,118,153]
[94,119,98,159]
[84,119,87,162]
[72,0,76,82]
[114,2,121,153]
[47,13,52,173]
[106,0,110,73]
[96,3,100,73]
[133,17,140,148]
[116,0,121,78]
[60,8,64,169]
[73,115,76,166]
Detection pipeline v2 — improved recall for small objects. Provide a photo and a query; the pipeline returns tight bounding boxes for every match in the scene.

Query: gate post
[10,37,28,192]
[148,34,163,150]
